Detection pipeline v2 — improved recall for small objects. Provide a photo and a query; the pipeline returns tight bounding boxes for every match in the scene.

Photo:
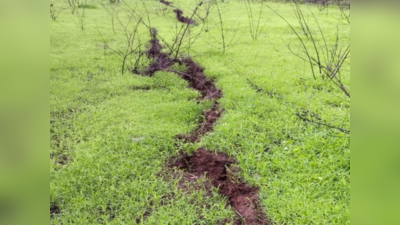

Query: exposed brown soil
[135,210,150,224]
[173,9,195,25]
[97,202,117,222]
[178,58,222,100]
[159,0,195,25]
[134,25,223,142]
[170,148,269,225]
[159,0,172,6]
[133,29,221,101]
[176,102,223,143]
[133,28,177,76]
[57,155,68,165]
[50,204,60,215]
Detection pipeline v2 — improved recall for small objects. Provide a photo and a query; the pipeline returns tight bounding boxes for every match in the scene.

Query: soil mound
[171,148,269,225]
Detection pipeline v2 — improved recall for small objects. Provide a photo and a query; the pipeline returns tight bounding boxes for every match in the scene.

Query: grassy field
[50,0,350,224]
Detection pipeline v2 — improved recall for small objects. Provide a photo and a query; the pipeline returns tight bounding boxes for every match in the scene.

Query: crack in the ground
[159,0,196,25]
[173,9,196,25]
[133,2,269,224]
[176,102,223,143]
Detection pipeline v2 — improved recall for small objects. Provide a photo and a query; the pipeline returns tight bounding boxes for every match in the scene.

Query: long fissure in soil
[159,0,196,25]
[134,3,269,224]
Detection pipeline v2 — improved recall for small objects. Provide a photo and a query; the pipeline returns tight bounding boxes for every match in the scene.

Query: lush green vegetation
[50,0,350,224]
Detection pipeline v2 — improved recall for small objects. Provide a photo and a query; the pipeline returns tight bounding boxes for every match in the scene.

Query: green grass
[50,0,350,224]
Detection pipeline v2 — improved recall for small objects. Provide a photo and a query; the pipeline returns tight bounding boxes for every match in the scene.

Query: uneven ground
[50,0,350,224]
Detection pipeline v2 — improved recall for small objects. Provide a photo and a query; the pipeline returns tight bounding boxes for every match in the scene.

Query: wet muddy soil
[170,148,269,225]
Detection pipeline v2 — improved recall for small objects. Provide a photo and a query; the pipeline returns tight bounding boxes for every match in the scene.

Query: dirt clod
[57,155,68,165]
[50,204,60,215]
[170,148,269,225]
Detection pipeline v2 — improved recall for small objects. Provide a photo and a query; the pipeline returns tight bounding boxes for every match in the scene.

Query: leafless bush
[50,2,65,21]
[76,6,86,31]
[268,3,350,98]
[101,1,122,34]
[101,0,214,74]
[66,0,87,7]
[97,3,145,74]
[194,0,214,23]
[339,3,350,24]
[153,2,171,17]
[168,2,205,58]
[214,1,227,53]
[244,0,266,40]
[66,0,87,14]
[199,1,242,54]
